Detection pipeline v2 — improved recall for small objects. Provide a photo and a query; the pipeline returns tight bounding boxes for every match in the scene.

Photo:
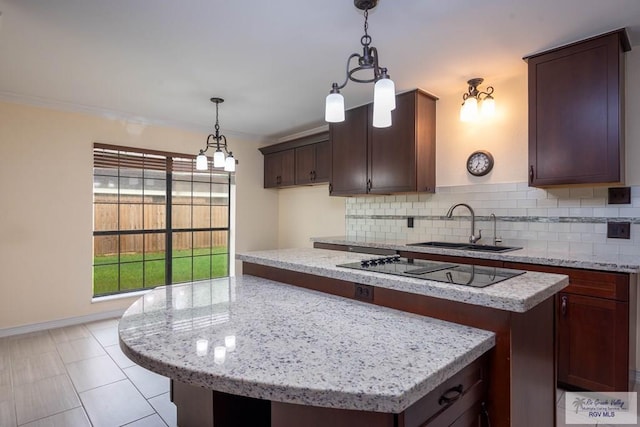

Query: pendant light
[325,0,396,128]
[196,97,236,172]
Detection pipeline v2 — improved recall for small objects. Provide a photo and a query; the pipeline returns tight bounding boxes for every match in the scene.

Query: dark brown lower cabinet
[504,261,636,392]
[557,292,629,391]
[171,353,489,427]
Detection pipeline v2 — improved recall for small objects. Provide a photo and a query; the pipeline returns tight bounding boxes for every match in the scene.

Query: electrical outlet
[607,222,631,239]
[354,283,374,302]
[407,217,414,228]
[608,187,631,204]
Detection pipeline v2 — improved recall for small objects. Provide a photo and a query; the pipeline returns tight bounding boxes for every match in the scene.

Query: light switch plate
[608,187,631,204]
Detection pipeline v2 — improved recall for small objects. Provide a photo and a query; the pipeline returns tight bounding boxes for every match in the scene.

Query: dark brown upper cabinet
[259,132,329,188]
[329,89,437,196]
[525,29,631,187]
[295,140,330,185]
[263,150,295,188]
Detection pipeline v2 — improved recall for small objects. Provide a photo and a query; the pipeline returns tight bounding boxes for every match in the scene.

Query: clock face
[466,151,494,176]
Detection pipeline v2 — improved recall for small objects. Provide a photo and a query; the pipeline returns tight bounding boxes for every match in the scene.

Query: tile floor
[0,318,176,427]
[1,317,638,426]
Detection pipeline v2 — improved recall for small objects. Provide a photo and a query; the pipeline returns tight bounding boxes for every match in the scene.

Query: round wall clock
[466,150,494,176]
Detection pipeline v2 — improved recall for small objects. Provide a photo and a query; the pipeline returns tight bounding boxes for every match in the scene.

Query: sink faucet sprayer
[446,203,482,244]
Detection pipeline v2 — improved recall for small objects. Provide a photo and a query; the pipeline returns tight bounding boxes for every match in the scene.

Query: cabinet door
[264,150,295,188]
[557,292,628,391]
[528,32,624,186]
[313,141,330,183]
[264,152,281,188]
[294,145,315,185]
[279,149,295,187]
[329,105,368,196]
[369,91,417,194]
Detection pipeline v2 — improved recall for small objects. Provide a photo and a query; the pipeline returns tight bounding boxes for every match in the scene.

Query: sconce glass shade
[224,154,236,172]
[213,150,226,168]
[372,101,392,128]
[460,97,478,122]
[481,95,495,117]
[374,77,396,112]
[325,92,345,123]
[196,153,208,171]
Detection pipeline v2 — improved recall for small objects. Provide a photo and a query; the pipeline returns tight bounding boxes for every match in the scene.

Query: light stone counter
[237,248,569,312]
[312,236,640,273]
[119,276,495,413]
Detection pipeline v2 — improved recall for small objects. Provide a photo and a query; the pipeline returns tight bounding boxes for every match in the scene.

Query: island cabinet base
[171,353,489,427]
[242,262,556,427]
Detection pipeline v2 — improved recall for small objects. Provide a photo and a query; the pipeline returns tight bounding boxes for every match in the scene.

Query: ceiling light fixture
[196,97,236,172]
[325,0,396,128]
[460,78,495,122]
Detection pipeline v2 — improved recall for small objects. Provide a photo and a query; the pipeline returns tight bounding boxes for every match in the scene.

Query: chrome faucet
[446,203,482,244]
[490,213,503,246]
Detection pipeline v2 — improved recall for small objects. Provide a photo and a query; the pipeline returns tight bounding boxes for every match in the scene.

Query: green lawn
[93,247,228,296]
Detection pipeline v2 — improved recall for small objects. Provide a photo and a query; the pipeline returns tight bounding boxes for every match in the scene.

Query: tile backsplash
[345,182,640,256]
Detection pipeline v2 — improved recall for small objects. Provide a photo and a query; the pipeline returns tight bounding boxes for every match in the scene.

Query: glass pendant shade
[213,150,226,168]
[481,96,495,117]
[374,77,396,112]
[460,97,478,122]
[325,92,345,123]
[196,153,208,171]
[372,102,392,128]
[224,154,236,172]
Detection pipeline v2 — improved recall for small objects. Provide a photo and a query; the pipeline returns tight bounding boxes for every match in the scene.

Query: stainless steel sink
[407,241,522,253]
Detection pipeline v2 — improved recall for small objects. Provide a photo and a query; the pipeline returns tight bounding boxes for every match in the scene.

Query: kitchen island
[119,275,495,427]
[238,247,570,427]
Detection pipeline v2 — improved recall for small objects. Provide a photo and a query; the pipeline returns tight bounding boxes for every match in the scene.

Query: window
[93,144,231,297]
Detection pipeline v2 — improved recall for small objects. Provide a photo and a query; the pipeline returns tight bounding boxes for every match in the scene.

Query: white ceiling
[1,0,639,142]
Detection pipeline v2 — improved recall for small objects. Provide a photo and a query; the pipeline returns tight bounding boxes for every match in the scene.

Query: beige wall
[0,101,278,330]
[276,184,345,248]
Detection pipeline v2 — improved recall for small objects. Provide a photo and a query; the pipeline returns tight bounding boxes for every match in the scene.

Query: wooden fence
[94,195,228,256]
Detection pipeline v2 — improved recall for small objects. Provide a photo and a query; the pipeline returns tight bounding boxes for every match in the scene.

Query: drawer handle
[561,295,568,316]
[438,384,463,406]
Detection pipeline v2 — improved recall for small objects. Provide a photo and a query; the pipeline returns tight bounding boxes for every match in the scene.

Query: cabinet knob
[329,183,333,193]
[561,295,568,316]
[367,179,372,192]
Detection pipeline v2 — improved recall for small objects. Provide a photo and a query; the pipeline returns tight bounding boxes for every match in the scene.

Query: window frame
[92,143,232,297]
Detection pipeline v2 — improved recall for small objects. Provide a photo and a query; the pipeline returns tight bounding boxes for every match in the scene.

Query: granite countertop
[119,276,495,413]
[312,236,640,273]
[237,248,569,312]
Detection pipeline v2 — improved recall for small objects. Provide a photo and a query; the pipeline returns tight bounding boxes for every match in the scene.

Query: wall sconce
[325,0,396,128]
[196,97,236,172]
[460,78,495,122]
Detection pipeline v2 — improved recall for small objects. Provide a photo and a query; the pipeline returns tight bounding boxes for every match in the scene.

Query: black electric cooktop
[337,256,525,288]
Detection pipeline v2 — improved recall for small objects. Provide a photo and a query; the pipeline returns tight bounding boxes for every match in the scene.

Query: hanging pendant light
[325,0,396,128]
[196,97,237,172]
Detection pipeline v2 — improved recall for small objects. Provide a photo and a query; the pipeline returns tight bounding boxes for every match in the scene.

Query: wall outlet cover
[607,222,631,239]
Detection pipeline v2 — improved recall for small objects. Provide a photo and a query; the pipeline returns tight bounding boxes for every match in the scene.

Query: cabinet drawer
[504,262,629,301]
[401,354,488,427]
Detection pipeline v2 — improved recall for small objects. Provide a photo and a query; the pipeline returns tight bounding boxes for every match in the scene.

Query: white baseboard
[0,309,126,338]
